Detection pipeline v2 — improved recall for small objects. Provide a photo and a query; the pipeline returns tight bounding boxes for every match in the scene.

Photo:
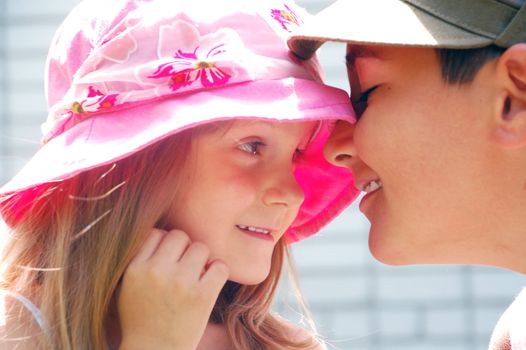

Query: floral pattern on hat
[148,45,231,91]
[137,20,246,93]
[43,20,253,143]
[98,31,138,63]
[67,87,119,119]
[42,87,121,143]
[270,4,302,32]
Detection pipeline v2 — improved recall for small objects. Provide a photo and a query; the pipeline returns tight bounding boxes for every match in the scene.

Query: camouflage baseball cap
[288,0,526,59]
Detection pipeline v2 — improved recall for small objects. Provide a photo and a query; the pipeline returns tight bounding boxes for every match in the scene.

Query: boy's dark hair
[436,45,506,84]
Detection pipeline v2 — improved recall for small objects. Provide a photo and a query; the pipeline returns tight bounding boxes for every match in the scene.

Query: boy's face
[326,44,501,264]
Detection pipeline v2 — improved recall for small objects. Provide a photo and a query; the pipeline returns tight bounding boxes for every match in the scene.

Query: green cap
[289,0,526,59]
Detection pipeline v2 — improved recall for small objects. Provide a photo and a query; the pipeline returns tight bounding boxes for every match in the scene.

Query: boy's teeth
[237,225,270,235]
[364,180,382,193]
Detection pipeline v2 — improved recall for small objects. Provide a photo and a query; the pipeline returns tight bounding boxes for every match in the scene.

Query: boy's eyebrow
[345,46,379,66]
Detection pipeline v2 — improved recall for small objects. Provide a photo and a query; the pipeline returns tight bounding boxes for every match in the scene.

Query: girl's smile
[168,120,318,285]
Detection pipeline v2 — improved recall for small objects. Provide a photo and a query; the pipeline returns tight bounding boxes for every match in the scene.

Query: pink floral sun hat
[0,0,358,242]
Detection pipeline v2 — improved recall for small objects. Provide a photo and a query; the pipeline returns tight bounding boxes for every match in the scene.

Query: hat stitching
[405,0,510,39]
[496,2,526,46]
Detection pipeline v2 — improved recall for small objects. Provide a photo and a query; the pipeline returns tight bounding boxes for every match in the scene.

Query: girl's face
[169,120,317,285]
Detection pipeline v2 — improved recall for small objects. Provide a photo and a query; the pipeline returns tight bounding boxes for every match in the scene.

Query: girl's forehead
[204,119,317,135]
[192,119,318,151]
[231,120,320,143]
[231,119,317,130]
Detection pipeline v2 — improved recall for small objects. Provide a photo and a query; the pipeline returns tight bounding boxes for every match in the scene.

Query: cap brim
[288,0,494,59]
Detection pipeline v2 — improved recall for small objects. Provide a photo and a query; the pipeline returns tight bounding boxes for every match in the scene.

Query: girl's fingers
[200,260,229,295]
[178,242,211,281]
[149,229,191,266]
[129,228,167,264]
[127,228,227,298]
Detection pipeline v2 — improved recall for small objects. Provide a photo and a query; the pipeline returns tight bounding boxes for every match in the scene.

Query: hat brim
[288,0,494,59]
[1,78,358,242]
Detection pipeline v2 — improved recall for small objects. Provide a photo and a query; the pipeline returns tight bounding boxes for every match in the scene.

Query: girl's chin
[229,270,270,285]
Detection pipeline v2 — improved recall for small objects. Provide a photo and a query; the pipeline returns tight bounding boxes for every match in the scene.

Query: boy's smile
[326,44,507,266]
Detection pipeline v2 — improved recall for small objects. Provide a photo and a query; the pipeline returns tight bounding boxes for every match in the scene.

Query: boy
[288,1,526,349]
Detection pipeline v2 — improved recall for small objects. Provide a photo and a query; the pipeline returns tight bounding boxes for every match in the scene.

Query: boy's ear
[493,44,526,149]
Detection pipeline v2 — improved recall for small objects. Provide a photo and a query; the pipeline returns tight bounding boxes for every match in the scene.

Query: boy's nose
[324,120,357,169]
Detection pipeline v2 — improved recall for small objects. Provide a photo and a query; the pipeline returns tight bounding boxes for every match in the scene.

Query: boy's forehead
[345,45,381,65]
[345,44,441,66]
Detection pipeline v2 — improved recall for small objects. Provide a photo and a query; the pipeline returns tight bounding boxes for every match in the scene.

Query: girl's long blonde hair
[0,125,318,349]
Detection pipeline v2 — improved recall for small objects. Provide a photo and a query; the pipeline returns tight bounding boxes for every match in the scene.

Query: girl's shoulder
[277,317,327,350]
[0,324,39,350]
[0,292,44,350]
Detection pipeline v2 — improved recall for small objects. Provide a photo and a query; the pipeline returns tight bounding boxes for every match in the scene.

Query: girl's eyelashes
[237,140,265,155]
[236,139,307,160]
[293,148,305,161]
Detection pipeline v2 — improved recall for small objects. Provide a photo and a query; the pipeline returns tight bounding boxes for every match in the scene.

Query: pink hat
[0,0,357,242]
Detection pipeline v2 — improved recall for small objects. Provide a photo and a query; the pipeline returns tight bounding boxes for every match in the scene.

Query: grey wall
[1,1,525,350]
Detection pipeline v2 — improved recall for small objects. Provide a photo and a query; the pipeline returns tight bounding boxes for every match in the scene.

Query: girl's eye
[238,141,264,155]
[354,86,378,119]
[293,148,305,161]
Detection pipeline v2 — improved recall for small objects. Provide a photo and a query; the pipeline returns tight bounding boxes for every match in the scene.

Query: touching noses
[262,166,304,210]
[324,120,357,169]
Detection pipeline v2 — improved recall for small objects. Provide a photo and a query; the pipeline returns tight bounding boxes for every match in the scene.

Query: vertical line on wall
[0,0,8,183]
[463,266,477,350]
[368,262,379,350]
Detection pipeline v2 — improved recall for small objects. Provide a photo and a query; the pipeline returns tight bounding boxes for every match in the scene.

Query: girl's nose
[324,120,358,169]
[262,169,305,210]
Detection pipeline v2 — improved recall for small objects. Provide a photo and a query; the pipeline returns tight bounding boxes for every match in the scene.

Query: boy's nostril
[335,154,352,162]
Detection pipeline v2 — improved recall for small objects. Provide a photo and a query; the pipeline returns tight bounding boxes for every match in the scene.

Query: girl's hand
[118,229,229,350]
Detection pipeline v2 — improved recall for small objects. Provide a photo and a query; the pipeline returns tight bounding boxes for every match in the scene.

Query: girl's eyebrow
[236,120,275,128]
[228,121,276,133]
[221,121,274,141]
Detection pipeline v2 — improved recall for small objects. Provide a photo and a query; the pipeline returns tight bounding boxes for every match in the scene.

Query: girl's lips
[236,224,271,235]
[236,225,274,241]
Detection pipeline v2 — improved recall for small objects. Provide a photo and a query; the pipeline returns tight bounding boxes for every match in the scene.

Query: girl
[0,0,357,349]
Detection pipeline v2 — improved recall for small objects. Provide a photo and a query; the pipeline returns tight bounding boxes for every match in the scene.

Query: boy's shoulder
[489,288,526,350]
[509,288,526,349]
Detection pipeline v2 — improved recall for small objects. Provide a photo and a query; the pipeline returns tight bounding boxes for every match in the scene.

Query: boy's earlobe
[493,44,526,149]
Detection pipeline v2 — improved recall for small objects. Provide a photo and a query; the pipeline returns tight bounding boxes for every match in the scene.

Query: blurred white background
[1,1,525,349]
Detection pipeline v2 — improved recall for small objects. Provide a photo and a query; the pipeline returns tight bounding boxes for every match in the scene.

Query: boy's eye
[238,141,264,155]
[354,86,378,119]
